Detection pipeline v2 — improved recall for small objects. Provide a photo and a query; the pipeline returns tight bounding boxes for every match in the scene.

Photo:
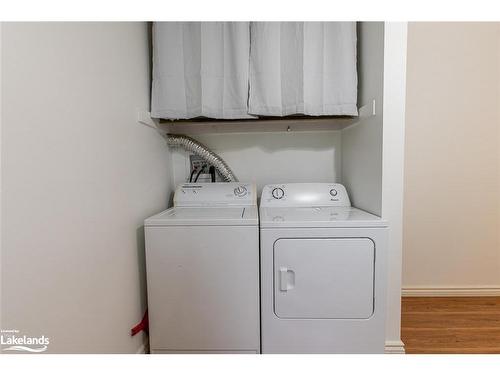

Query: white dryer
[259,183,388,353]
[145,183,260,353]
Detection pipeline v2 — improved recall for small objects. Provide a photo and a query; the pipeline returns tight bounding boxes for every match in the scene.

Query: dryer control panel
[174,183,257,207]
[260,183,351,207]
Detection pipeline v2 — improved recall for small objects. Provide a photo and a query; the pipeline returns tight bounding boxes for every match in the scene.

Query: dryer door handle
[279,267,295,292]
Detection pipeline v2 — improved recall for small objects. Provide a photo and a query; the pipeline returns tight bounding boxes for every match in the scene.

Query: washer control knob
[272,188,285,199]
[330,189,338,197]
[234,186,248,197]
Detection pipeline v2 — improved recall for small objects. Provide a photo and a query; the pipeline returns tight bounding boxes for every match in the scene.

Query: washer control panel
[174,183,256,207]
[260,183,351,207]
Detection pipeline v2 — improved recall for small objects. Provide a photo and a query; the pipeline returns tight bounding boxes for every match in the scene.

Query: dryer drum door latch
[279,267,295,292]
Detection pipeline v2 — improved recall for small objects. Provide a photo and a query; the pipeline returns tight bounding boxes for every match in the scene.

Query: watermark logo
[1,329,50,353]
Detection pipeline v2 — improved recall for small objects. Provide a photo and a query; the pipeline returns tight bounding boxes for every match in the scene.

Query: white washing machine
[260,183,388,353]
[145,183,260,353]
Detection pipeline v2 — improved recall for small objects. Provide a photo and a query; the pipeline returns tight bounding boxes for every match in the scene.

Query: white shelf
[138,100,376,135]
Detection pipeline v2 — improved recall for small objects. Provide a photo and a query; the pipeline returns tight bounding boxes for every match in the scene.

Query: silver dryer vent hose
[165,134,238,182]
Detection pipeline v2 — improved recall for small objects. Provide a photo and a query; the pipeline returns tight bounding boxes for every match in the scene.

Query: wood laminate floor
[401,297,500,354]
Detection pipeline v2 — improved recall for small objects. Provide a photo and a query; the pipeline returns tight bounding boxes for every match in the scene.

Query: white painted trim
[385,340,405,354]
[0,23,3,333]
[135,342,149,354]
[402,286,500,297]
[135,336,150,354]
[381,22,408,353]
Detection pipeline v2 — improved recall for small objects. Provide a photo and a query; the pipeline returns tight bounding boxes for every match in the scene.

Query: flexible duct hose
[166,134,238,182]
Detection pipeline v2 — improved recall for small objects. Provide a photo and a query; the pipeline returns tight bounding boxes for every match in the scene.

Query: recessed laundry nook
[0,21,407,355]
[5,18,499,361]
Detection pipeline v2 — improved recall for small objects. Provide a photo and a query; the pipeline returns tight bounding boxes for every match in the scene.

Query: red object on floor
[131,310,149,336]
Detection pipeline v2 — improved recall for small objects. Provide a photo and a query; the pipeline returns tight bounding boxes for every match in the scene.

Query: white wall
[403,22,500,294]
[171,131,342,192]
[341,22,385,216]
[1,23,172,353]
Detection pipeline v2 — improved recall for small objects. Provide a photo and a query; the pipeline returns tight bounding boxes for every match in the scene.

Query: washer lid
[145,206,258,227]
[259,206,387,228]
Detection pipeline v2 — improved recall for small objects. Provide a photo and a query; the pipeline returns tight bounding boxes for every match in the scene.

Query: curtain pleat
[249,22,358,116]
[151,22,253,119]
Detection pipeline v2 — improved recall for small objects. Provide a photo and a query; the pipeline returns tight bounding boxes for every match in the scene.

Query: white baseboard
[402,286,500,297]
[135,338,150,354]
[385,340,405,354]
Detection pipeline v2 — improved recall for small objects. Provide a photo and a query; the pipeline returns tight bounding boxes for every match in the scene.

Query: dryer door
[274,238,375,319]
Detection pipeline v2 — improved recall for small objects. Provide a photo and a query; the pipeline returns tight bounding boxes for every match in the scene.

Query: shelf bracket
[137,110,168,135]
[138,110,159,129]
